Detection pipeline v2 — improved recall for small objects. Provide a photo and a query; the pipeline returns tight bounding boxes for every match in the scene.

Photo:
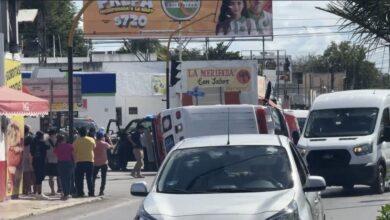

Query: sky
[74,0,390,74]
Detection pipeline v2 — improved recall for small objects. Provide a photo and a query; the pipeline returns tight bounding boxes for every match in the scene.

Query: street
[20,171,388,220]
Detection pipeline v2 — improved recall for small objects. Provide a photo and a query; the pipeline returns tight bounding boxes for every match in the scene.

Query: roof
[284,109,309,118]
[0,87,49,116]
[173,105,256,112]
[312,90,390,110]
[176,134,284,149]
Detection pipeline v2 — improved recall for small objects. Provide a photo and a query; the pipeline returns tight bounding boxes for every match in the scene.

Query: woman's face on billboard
[229,0,244,19]
[249,0,266,14]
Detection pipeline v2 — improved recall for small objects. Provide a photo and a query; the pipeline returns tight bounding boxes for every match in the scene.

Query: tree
[19,0,88,62]
[118,39,162,61]
[206,42,242,60]
[317,1,390,48]
[294,41,382,89]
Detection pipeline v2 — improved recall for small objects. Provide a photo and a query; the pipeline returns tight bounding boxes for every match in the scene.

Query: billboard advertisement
[84,0,273,39]
[4,59,24,198]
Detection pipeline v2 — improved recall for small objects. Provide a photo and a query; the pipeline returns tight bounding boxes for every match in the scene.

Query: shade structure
[0,86,49,116]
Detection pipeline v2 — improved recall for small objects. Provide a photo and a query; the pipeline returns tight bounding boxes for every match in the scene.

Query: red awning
[0,86,49,116]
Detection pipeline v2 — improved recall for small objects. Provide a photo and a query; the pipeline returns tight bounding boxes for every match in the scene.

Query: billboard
[84,0,273,39]
[4,59,24,198]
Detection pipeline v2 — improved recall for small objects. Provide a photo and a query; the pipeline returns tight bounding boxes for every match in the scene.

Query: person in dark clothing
[129,125,145,178]
[88,127,96,139]
[31,131,50,199]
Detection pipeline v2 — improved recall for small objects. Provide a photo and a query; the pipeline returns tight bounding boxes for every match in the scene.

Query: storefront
[0,86,48,201]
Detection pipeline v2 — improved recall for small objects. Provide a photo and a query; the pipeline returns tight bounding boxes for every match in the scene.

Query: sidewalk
[0,194,102,220]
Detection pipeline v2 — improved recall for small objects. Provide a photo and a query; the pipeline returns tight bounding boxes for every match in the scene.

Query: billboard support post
[165,13,216,109]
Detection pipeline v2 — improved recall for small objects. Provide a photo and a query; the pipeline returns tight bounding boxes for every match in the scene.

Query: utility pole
[0,33,4,86]
[276,50,280,100]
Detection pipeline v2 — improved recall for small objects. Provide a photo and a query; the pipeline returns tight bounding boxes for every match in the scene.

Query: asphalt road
[23,172,390,220]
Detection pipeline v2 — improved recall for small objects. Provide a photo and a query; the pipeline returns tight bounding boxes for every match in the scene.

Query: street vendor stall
[0,86,49,201]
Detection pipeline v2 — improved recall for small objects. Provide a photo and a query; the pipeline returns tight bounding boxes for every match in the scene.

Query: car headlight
[266,201,300,220]
[134,205,156,220]
[353,144,372,156]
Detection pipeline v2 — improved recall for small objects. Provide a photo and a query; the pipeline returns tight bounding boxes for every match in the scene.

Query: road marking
[71,199,142,220]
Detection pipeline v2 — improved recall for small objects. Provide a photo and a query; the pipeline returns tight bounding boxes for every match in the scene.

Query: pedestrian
[46,129,62,195]
[54,134,74,200]
[88,127,96,139]
[129,125,145,178]
[22,125,34,195]
[30,131,50,199]
[73,127,96,197]
[93,131,113,196]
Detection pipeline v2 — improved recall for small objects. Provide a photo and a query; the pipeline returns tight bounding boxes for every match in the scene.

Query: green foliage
[19,0,88,58]
[377,204,390,220]
[206,42,242,60]
[318,0,390,48]
[294,41,382,89]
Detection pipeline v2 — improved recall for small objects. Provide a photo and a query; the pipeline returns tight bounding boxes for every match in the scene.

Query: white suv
[131,134,326,220]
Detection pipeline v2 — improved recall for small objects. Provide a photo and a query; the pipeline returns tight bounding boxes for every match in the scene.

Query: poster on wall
[152,75,166,95]
[84,0,273,38]
[4,59,24,198]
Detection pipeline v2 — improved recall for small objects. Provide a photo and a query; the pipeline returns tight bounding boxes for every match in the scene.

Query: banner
[4,59,24,198]
[186,67,252,92]
[152,75,166,95]
[5,59,22,90]
[84,0,273,38]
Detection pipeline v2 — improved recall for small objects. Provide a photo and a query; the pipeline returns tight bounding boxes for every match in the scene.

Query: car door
[378,108,390,174]
[290,143,324,220]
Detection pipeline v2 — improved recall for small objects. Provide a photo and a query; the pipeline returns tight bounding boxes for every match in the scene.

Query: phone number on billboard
[114,14,147,28]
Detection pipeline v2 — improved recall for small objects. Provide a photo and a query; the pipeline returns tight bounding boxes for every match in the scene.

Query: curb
[1,197,103,220]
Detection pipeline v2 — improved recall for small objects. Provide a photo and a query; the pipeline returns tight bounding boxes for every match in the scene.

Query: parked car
[298,90,390,193]
[131,134,326,220]
[106,116,164,171]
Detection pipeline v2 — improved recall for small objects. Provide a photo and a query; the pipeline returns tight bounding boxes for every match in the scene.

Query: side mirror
[292,131,300,145]
[304,176,326,192]
[131,182,148,197]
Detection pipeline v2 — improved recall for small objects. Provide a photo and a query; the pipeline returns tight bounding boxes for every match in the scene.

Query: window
[157,145,293,194]
[379,108,390,143]
[272,108,289,136]
[128,107,138,115]
[290,143,308,186]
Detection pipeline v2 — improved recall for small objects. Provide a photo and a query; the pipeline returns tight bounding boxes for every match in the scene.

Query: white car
[131,134,326,220]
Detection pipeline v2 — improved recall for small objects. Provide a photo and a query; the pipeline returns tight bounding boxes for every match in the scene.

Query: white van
[159,105,291,153]
[298,90,390,193]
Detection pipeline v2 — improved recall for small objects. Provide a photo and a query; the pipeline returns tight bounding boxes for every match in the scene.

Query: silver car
[131,134,326,220]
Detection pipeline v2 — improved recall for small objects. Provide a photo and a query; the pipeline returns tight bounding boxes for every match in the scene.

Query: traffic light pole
[165,13,216,109]
[66,0,93,142]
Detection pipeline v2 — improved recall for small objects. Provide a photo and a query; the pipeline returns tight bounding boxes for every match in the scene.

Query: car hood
[299,136,374,149]
[144,189,295,219]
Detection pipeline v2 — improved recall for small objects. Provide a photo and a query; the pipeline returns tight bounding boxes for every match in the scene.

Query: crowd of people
[22,125,114,200]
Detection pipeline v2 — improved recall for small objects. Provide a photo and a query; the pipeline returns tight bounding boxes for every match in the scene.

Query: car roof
[312,90,390,110]
[176,134,285,149]
[284,109,309,118]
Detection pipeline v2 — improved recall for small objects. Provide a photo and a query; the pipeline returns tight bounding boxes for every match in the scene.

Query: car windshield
[157,145,293,194]
[304,108,378,138]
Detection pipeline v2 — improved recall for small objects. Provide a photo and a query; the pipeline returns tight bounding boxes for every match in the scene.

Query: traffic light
[170,59,181,86]
[283,58,290,73]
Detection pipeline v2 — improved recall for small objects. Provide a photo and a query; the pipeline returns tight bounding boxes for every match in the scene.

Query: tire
[371,164,385,194]
[107,151,121,171]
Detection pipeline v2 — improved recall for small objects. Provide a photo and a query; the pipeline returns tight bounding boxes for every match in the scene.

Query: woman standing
[93,131,113,196]
[31,131,50,199]
[46,129,61,195]
[54,134,74,200]
[22,125,34,195]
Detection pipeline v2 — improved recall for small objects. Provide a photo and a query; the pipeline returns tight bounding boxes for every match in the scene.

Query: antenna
[227,108,230,145]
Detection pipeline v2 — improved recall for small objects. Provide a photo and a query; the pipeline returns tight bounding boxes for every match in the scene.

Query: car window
[272,109,289,137]
[379,108,390,143]
[290,143,308,186]
[157,145,293,194]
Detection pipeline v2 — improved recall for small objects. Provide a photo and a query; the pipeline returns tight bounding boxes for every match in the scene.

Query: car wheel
[371,164,385,194]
